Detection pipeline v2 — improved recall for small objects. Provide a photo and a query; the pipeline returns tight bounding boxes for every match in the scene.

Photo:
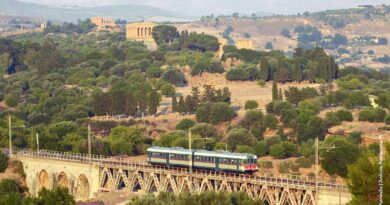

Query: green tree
[358,108,387,122]
[254,141,269,157]
[236,145,256,154]
[160,84,176,96]
[292,61,303,82]
[196,102,235,124]
[152,25,179,45]
[176,119,196,130]
[272,82,278,101]
[270,141,299,159]
[344,91,370,109]
[189,123,219,139]
[226,128,256,151]
[281,28,291,38]
[265,42,273,49]
[33,187,75,205]
[161,68,187,86]
[335,109,353,121]
[108,126,144,155]
[278,88,283,101]
[321,136,361,177]
[0,179,23,205]
[148,90,161,115]
[172,96,178,112]
[259,57,270,81]
[178,96,186,113]
[4,94,18,107]
[347,153,390,205]
[0,151,8,172]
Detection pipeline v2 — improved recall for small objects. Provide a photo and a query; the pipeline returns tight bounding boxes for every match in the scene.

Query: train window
[243,159,248,164]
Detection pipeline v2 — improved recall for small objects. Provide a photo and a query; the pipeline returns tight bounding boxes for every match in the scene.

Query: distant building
[236,40,255,50]
[126,22,156,41]
[126,22,157,50]
[91,16,115,28]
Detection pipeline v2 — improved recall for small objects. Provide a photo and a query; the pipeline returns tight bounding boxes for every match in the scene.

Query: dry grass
[177,72,320,110]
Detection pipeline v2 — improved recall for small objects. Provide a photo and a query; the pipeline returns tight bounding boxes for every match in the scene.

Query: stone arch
[57,172,69,188]
[141,27,144,36]
[148,27,152,36]
[37,169,51,192]
[137,27,140,36]
[74,174,90,201]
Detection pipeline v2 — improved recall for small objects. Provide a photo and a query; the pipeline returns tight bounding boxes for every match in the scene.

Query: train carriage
[147,146,258,173]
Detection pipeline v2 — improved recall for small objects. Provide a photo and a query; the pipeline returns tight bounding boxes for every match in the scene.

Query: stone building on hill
[126,22,157,50]
[236,39,255,50]
[91,16,116,28]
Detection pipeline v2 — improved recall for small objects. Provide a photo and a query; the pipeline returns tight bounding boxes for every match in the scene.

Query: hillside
[0,0,190,22]
[175,6,390,70]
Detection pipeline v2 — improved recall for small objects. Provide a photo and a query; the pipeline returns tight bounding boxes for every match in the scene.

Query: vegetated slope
[178,15,390,49]
[0,0,189,22]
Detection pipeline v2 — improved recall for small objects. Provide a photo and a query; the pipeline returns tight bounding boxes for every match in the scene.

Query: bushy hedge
[358,108,387,122]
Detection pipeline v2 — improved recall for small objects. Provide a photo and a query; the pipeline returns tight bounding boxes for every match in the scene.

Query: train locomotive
[147,146,258,173]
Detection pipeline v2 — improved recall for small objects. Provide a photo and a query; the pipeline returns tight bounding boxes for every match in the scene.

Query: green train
[146,146,258,173]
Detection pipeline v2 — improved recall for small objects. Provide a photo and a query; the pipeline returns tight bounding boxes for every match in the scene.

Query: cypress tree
[148,90,161,115]
[172,96,178,112]
[272,82,278,101]
[260,57,270,81]
[178,96,186,113]
[278,88,283,101]
[292,61,303,82]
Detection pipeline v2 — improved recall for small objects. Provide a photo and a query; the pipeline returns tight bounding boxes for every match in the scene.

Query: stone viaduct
[16,150,351,205]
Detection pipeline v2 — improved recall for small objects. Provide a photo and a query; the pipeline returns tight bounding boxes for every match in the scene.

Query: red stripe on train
[244,164,258,170]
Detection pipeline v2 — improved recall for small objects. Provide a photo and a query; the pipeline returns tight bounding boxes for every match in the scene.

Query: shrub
[290,164,300,172]
[160,84,176,96]
[385,115,390,125]
[146,66,163,78]
[270,141,299,159]
[257,79,266,87]
[244,100,258,110]
[335,109,353,121]
[161,68,187,86]
[265,42,273,49]
[254,141,268,157]
[226,68,249,81]
[263,114,278,129]
[9,160,25,179]
[358,108,386,122]
[236,145,256,154]
[295,156,314,168]
[348,131,362,144]
[5,94,18,107]
[258,160,273,169]
[324,112,341,127]
[175,119,196,130]
[278,161,291,173]
[226,128,256,150]
[196,102,236,124]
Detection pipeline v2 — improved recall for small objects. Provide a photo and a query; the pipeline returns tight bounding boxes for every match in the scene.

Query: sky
[18,0,390,16]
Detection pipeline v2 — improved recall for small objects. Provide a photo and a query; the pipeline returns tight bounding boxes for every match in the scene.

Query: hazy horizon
[16,0,390,16]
